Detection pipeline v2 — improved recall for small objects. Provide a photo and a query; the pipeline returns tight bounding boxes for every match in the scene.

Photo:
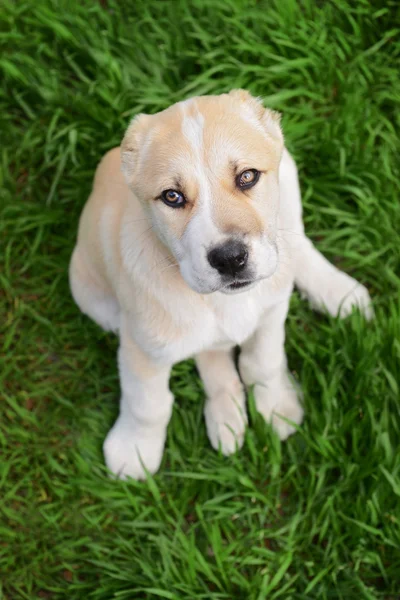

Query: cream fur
[69,91,372,480]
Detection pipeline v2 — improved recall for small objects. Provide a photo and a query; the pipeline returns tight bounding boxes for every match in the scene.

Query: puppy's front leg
[196,350,247,454]
[239,299,303,440]
[103,330,173,480]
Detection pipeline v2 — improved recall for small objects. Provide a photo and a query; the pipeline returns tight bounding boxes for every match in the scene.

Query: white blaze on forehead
[138,128,154,170]
[179,100,224,249]
[180,99,205,158]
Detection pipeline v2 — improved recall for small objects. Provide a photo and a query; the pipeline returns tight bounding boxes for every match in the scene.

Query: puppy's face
[122,90,284,294]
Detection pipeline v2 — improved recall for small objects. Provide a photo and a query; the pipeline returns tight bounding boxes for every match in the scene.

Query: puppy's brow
[173,176,182,190]
[230,159,239,173]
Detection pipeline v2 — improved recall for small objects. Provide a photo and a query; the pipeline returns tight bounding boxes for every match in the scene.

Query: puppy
[69,90,372,480]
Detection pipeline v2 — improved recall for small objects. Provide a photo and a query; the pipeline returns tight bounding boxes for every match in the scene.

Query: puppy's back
[93,147,125,190]
[73,147,131,293]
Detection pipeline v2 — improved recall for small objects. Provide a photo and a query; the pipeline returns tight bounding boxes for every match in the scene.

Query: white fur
[70,102,373,480]
[181,103,205,150]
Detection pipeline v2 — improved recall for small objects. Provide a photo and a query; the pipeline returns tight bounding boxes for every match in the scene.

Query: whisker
[278,228,304,237]
[123,217,152,225]
[159,262,179,274]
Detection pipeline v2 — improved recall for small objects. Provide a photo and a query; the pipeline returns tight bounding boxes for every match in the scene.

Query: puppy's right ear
[121,113,151,185]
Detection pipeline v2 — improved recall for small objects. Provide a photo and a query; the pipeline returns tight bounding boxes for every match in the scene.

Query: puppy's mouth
[227,280,252,290]
[220,279,258,294]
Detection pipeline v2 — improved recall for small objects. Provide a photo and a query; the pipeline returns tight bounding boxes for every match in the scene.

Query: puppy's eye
[237,169,260,190]
[161,189,186,208]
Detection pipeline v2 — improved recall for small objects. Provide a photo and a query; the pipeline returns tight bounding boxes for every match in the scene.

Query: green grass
[1,0,400,598]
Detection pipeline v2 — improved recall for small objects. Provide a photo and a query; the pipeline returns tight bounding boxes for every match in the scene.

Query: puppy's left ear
[229,89,283,143]
[121,113,151,185]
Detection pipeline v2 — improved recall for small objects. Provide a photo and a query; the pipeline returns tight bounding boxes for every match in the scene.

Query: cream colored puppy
[70,90,372,480]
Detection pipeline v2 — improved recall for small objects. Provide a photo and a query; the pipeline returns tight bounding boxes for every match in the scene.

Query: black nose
[208,239,248,276]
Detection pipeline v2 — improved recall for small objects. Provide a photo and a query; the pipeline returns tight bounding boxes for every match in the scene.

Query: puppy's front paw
[318,270,373,320]
[254,375,303,440]
[335,278,373,320]
[204,383,248,455]
[103,416,165,480]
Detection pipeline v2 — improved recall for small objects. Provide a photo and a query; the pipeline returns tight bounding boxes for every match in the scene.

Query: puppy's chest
[211,294,264,346]
[135,290,266,364]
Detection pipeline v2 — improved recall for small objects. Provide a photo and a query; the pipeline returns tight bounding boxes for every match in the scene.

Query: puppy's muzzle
[207,239,249,277]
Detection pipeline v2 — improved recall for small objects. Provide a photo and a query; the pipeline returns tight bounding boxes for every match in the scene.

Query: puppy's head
[121,90,284,294]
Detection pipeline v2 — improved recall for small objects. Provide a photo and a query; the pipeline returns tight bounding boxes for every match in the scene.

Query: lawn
[1,0,400,598]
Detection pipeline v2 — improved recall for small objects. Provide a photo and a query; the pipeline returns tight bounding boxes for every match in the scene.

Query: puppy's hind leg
[69,247,120,333]
[278,149,372,320]
[294,237,373,319]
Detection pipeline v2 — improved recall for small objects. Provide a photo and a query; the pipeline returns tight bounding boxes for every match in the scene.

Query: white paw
[254,375,303,440]
[335,278,373,320]
[204,384,248,455]
[315,271,373,320]
[103,415,165,480]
